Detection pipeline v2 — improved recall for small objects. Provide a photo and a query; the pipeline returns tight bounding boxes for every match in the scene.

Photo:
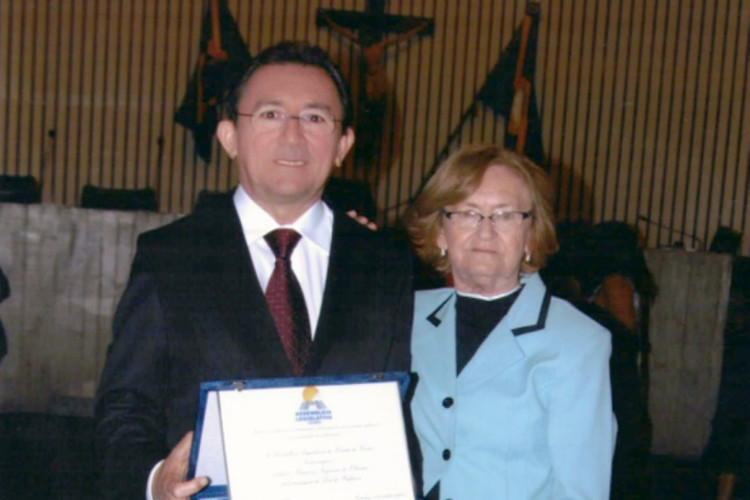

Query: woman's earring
[524,252,531,263]
[440,247,446,257]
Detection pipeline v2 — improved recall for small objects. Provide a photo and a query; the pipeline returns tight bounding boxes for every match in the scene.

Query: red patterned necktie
[264,229,311,376]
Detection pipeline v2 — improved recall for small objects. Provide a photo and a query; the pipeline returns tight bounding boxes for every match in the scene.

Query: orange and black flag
[477,2,545,167]
[175,0,252,162]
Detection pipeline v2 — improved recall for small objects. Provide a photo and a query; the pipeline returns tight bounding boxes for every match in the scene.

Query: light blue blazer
[411,273,616,500]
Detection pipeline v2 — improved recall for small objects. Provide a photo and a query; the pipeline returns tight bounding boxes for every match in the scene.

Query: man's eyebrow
[303,103,334,112]
[252,99,283,108]
[252,100,335,113]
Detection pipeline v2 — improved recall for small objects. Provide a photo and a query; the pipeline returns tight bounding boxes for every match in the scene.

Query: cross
[317,1,434,170]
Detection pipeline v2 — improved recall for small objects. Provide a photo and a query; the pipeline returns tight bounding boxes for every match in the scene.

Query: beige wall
[1,0,749,252]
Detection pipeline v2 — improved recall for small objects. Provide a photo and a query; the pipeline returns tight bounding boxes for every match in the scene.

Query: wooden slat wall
[1,0,749,253]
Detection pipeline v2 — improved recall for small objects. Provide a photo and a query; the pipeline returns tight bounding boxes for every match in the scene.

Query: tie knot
[264,229,301,260]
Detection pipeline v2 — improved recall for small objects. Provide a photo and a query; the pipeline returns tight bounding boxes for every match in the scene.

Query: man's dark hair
[223,41,352,130]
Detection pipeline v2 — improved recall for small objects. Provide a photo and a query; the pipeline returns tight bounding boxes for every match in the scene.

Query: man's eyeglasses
[236,108,342,136]
[441,209,533,230]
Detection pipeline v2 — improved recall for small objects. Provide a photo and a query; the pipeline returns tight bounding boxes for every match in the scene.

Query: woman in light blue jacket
[405,145,616,499]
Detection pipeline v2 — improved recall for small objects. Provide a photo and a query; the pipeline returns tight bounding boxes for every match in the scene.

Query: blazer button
[442,448,451,460]
[442,397,454,408]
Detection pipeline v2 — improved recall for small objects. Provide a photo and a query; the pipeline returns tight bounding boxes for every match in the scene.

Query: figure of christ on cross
[317,1,433,171]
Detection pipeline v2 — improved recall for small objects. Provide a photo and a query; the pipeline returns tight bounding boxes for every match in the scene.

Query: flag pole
[508,2,537,154]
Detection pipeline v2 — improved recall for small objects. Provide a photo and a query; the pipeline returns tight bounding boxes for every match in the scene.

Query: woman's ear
[436,227,447,255]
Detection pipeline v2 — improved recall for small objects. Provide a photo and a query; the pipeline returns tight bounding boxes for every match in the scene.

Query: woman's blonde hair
[404,144,558,276]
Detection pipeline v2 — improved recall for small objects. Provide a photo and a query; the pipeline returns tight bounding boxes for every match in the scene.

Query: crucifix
[317,1,434,171]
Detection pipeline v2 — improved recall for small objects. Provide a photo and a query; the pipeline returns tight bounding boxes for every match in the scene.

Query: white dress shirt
[233,185,332,337]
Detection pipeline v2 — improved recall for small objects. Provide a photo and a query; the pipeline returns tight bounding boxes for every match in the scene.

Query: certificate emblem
[295,386,332,424]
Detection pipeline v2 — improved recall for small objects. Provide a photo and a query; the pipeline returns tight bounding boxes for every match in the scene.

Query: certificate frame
[188,372,414,500]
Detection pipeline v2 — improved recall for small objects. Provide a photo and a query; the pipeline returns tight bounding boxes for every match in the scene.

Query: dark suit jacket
[705,256,750,475]
[94,194,414,499]
[0,265,8,360]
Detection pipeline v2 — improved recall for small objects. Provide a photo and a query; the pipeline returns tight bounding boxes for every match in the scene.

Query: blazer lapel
[462,341,523,387]
[417,292,527,388]
[460,274,552,387]
[306,212,354,372]
[199,197,293,376]
[414,293,458,392]
[417,281,553,391]
[457,311,525,392]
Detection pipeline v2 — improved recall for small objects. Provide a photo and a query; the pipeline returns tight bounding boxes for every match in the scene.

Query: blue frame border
[188,371,411,500]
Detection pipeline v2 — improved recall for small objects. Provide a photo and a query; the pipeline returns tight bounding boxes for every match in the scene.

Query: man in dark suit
[94,41,414,500]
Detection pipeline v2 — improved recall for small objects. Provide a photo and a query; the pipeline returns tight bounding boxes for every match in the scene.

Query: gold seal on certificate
[187,373,416,500]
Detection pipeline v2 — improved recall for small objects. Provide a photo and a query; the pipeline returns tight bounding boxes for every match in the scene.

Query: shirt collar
[456,284,523,301]
[233,185,333,252]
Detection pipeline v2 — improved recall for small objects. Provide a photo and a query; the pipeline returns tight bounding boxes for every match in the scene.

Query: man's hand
[152,432,210,500]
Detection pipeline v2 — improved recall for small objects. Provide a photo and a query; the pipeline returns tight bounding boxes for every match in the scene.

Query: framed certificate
[188,372,415,500]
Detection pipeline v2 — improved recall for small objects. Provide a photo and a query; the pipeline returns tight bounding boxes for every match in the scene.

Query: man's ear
[216,120,238,159]
[334,127,355,167]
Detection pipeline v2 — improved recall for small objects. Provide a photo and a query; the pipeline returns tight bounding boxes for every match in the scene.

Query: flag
[477,3,545,167]
[175,0,252,162]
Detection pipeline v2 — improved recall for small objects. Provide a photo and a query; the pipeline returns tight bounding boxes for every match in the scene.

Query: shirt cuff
[146,460,164,500]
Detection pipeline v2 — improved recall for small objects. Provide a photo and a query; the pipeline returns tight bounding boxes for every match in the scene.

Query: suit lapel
[198,196,293,376]
[458,321,524,390]
[414,293,458,392]
[419,292,526,386]
[418,276,551,391]
[460,274,551,387]
[306,212,353,372]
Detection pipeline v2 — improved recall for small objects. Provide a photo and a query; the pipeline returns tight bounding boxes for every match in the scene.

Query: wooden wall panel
[0,0,748,254]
